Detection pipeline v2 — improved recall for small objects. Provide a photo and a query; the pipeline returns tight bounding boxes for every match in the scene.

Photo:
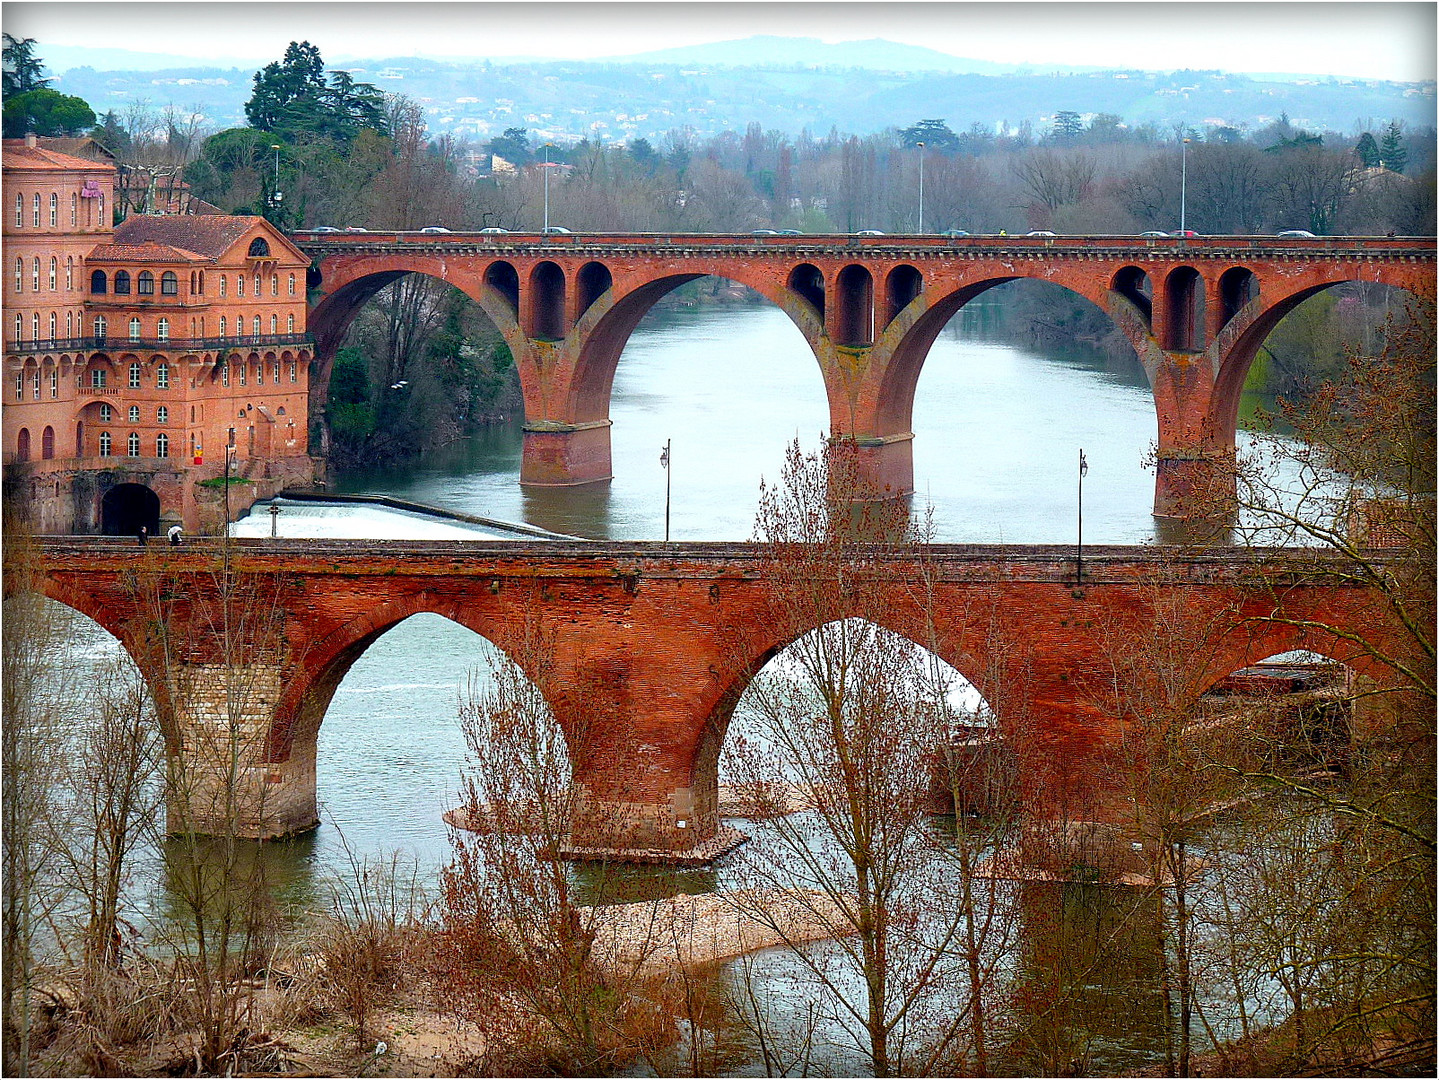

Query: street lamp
[270,144,283,217]
[1179,136,1191,234]
[660,439,672,543]
[542,143,552,232]
[1076,448,1088,586]
[917,141,925,233]
[223,426,236,529]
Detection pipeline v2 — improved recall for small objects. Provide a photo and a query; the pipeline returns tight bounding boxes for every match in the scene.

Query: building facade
[3,134,316,535]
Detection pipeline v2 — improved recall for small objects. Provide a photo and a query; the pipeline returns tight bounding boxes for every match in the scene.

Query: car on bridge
[420,226,451,233]
[855,229,886,236]
[311,226,341,233]
[1139,230,1169,237]
[942,229,971,237]
[1025,230,1056,237]
[1278,229,1317,238]
[478,227,509,234]
[1170,229,1200,238]
[542,226,572,234]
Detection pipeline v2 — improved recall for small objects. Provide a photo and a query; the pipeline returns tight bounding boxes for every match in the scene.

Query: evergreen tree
[1379,121,1408,174]
[1051,110,1085,141]
[2,88,95,138]
[1,34,49,97]
[901,118,960,151]
[1355,131,1381,169]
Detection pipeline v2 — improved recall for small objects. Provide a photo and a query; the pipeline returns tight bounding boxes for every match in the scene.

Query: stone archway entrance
[101,482,160,537]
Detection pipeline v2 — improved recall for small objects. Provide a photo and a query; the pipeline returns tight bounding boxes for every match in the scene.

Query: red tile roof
[114,214,267,259]
[87,240,210,264]
[2,139,116,173]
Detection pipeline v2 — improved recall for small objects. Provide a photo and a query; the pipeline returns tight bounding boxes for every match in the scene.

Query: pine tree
[1379,120,1408,174]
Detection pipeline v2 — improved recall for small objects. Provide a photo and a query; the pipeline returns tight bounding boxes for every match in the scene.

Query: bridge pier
[831,431,916,501]
[520,420,614,487]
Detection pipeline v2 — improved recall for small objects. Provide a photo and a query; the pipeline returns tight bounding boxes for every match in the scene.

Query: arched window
[31,313,39,341]
[65,257,73,290]
[15,256,23,292]
[90,269,108,294]
[32,193,41,227]
[70,192,77,226]
[237,275,244,297]
[119,271,136,296]
[137,271,154,295]
[50,368,58,397]
[288,272,296,295]
[129,361,141,387]
[222,360,230,387]
[47,312,56,341]
[15,429,30,462]
[289,361,298,383]
[129,318,142,343]
[248,237,271,257]
[31,370,40,399]
[49,192,57,226]
[14,192,22,227]
[156,362,170,389]
[270,313,278,334]
[252,315,261,337]
[157,318,169,342]
[219,315,227,337]
[41,426,54,460]
[98,430,112,457]
[75,421,83,457]
[287,312,295,333]
[32,257,40,290]
[255,360,264,385]
[13,313,21,347]
[129,404,141,422]
[155,432,169,458]
[253,273,261,296]
[13,370,21,398]
[270,273,278,296]
[99,403,112,423]
[157,405,168,423]
[127,431,141,457]
[48,257,56,290]
[66,311,73,338]
[161,271,177,295]
[93,316,107,343]
[219,275,227,297]
[272,361,280,382]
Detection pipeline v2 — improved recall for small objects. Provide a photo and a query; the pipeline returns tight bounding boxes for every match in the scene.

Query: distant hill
[46,38,1435,144]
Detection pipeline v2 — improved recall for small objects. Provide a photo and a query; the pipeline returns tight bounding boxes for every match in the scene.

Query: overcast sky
[5,1,1436,82]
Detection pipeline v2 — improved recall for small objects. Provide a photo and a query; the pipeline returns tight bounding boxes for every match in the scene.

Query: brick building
[3,134,316,535]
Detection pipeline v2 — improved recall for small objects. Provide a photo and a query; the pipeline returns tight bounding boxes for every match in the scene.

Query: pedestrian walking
[137,525,147,546]
[168,524,183,546]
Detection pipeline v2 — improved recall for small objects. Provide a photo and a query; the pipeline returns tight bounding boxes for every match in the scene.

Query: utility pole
[917,141,925,233]
[660,439,671,543]
[1077,448,1088,585]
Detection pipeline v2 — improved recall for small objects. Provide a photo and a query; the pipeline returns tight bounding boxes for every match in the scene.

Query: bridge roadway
[297,231,1434,519]
[35,536,1396,860]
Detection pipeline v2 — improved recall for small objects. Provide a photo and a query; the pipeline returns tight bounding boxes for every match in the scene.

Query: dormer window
[248,237,271,258]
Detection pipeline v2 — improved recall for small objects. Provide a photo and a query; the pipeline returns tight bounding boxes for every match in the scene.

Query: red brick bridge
[299,232,1434,517]
[32,537,1397,859]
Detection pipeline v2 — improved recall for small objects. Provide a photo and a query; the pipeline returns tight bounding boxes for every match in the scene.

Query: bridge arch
[835,264,875,347]
[528,261,566,340]
[1163,266,1205,352]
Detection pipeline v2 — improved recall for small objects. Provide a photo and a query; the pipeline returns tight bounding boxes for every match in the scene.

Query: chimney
[25,132,38,148]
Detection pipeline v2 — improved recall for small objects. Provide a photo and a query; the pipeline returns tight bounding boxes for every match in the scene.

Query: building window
[287,312,295,333]
[14,372,22,399]
[237,275,244,297]
[41,426,54,459]
[289,362,298,382]
[99,431,112,457]
[239,361,246,386]
[161,271,177,295]
[31,313,39,341]
[49,192,57,226]
[47,311,55,342]
[33,193,41,227]
[66,311,73,338]
[114,270,130,295]
[70,192,77,226]
[127,431,140,457]
[219,316,227,337]
[32,257,40,290]
[91,367,107,388]
[156,362,170,389]
[50,369,58,398]
[13,314,21,347]
[15,257,23,292]
[48,257,56,290]
[15,429,30,462]
[270,313,278,334]
[90,270,107,294]
[31,371,40,400]
[129,362,141,387]
[222,361,230,387]
[137,271,154,295]
[100,403,112,422]
[252,315,261,337]
[129,404,141,422]
[157,318,169,342]
[271,273,278,296]
[65,258,73,291]
[253,273,261,296]
[14,192,22,227]
[288,272,296,295]
[255,360,264,385]
[156,432,169,458]
[129,318,142,343]
[219,276,227,297]
[93,316,107,342]
[98,192,104,220]
[157,405,168,423]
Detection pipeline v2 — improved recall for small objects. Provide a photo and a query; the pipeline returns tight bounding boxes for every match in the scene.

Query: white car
[420,226,451,234]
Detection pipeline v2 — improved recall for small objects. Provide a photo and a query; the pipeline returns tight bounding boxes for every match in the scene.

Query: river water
[60,302,1259,1071]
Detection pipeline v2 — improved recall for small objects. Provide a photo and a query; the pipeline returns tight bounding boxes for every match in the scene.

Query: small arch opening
[788,263,825,321]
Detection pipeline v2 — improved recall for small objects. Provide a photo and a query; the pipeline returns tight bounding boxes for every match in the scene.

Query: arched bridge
[32,537,1401,860]
[300,232,1434,518]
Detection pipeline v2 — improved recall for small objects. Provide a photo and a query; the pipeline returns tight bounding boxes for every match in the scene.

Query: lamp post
[223,426,236,529]
[542,143,552,232]
[660,439,672,543]
[917,141,925,233]
[1179,136,1190,235]
[1076,448,1088,585]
